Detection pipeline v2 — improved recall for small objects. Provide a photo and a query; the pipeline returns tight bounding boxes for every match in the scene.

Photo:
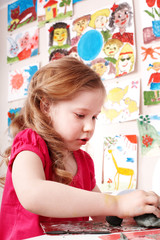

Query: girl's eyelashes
[75,113,99,120]
[75,113,85,118]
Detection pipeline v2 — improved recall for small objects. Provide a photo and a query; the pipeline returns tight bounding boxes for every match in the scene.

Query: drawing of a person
[68,46,82,61]
[109,3,133,45]
[90,58,116,80]
[147,62,160,100]
[49,22,71,53]
[115,43,134,77]
[71,15,91,46]
[49,49,69,61]
[89,9,111,42]
[103,38,123,64]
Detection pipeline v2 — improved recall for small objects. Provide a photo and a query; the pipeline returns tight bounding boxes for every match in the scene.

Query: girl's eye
[76,113,85,118]
[92,116,98,120]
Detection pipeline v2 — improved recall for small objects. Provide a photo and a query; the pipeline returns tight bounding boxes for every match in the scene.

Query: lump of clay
[134,213,160,227]
[106,216,123,226]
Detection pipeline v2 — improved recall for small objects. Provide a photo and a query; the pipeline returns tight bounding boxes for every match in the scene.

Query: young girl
[0,57,160,240]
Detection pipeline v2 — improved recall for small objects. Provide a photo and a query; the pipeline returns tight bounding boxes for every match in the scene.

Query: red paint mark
[142,134,153,147]
[11,73,24,90]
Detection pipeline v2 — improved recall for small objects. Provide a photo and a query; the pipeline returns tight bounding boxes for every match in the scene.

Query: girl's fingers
[144,205,160,218]
[145,191,159,205]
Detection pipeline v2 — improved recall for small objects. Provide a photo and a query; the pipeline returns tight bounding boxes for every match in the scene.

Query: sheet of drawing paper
[137,114,160,156]
[7,26,39,64]
[101,78,140,124]
[47,0,136,81]
[141,43,160,105]
[101,134,137,192]
[8,0,37,32]
[140,0,160,44]
[8,64,39,102]
[38,0,73,28]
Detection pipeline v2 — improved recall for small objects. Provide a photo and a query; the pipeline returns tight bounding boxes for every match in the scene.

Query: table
[26,218,160,240]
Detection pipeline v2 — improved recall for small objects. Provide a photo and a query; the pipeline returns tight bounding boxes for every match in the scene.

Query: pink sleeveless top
[0,128,96,240]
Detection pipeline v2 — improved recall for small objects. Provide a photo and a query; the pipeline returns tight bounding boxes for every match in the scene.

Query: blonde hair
[89,9,110,28]
[3,57,105,185]
[116,43,134,76]
[147,62,160,71]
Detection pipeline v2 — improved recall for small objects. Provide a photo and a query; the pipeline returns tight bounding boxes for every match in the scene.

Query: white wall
[0,0,159,201]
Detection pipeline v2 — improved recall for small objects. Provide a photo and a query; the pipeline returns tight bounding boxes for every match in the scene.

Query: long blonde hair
[3,57,105,185]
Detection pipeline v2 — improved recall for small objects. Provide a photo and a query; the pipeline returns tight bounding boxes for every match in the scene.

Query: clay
[134,213,160,227]
[106,216,123,226]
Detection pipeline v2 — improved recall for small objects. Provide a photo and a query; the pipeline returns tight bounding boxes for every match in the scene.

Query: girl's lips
[78,139,88,145]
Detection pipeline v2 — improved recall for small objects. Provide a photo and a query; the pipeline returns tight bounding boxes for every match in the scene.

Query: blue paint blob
[77,30,103,61]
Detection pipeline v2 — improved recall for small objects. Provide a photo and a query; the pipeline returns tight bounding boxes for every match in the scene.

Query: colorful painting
[47,20,72,55]
[8,64,39,102]
[101,78,140,124]
[137,115,160,156]
[101,135,137,192]
[141,44,160,105]
[140,0,160,44]
[7,26,39,64]
[7,107,22,139]
[47,0,136,81]
[8,0,37,32]
[38,0,73,28]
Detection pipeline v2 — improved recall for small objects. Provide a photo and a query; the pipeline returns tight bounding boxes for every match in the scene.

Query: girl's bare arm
[12,151,160,219]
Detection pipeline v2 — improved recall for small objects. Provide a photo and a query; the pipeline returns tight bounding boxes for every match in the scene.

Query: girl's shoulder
[10,128,50,168]
[13,128,46,148]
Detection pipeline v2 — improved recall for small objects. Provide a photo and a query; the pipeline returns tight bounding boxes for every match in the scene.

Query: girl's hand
[116,190,160,218]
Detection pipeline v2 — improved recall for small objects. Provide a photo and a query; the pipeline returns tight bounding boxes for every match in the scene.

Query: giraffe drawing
[108,149,134,190]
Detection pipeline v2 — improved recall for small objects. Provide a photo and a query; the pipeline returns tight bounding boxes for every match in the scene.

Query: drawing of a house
[44,0,58,21]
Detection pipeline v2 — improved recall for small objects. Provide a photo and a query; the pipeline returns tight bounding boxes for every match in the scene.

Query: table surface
[26,218,160,240]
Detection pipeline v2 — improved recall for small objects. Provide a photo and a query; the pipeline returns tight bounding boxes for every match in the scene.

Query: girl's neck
[63,151,78,177]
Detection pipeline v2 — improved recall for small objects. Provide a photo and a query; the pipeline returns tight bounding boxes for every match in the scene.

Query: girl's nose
[83,119,95,132]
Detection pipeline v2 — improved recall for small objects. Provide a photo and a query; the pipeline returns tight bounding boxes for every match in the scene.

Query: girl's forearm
[23,180,118,218]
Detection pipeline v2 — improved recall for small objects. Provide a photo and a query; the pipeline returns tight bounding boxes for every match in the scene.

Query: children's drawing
[141,44,160,105]
[108,2,134,45]
[88,9,111,42]
[48,21,71,54]
[7,26,39,64]
[8,64,39,102]
[46,0,136,81]
[102,135,137,192]
[141,46,160,61]
[8,0,37,32]
[8,107,22,139]
[115,43,134,77]
[101,78,140,124]
[38,0,73,28]
[103,38,123,64]
[137,115,160,156]
[89,58,116,80]
[141,0,160,44]
[71,14,91,46]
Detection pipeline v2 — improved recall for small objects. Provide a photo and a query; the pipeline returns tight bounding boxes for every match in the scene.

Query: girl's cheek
[115,19,119,23]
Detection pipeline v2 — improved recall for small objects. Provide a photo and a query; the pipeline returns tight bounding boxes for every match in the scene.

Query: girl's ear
[40,98,50,115]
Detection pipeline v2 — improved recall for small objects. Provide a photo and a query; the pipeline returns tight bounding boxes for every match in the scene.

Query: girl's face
[48,89,104,151]
[114,7,129,28]
[54,28,67,46]
[95,15,107,29]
